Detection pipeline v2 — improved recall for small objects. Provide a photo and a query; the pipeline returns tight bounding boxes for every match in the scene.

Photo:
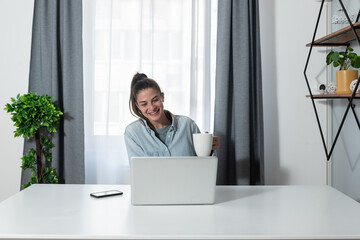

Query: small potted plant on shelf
[326,47,360,94]
[4,92,63,189]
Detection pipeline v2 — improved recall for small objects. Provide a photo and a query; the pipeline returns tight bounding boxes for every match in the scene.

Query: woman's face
[136,88,165,124]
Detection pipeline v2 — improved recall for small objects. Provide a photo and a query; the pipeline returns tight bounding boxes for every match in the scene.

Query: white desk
[1,184,360,239]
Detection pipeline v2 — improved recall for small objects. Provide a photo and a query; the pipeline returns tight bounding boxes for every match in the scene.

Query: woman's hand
[212,136,219,150]
[205,132,219,151]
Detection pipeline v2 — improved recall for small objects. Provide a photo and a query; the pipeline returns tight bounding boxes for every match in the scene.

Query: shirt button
[165,149,168,151]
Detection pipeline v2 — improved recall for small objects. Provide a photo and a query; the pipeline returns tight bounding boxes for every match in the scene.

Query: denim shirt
[124,114,200,160]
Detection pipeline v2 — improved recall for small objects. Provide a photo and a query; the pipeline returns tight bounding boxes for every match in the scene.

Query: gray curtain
[22,0,84,186]
[214,0,264,185]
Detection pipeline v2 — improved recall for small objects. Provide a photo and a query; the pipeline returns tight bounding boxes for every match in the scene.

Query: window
[83,0,217,184]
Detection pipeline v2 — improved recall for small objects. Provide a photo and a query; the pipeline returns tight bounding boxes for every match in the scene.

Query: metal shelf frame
[304,0,360,161]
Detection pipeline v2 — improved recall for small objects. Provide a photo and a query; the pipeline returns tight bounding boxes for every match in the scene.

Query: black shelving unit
[304,0,360,161]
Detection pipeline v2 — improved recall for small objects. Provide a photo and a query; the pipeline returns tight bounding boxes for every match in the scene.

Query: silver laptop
[130,156,218,205]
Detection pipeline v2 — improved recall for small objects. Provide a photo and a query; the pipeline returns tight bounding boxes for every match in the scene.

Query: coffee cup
[193,133,213,157]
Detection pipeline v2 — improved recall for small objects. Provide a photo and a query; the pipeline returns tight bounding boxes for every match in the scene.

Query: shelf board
[306,21,360,47]
[306,93,360,99]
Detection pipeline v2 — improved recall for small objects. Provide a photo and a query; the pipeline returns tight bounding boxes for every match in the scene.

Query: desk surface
[1,184,360,240]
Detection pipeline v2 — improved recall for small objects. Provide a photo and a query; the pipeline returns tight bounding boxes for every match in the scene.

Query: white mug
[193,133,213,157]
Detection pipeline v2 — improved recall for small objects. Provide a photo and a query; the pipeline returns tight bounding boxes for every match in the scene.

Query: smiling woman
[124,73,219,160]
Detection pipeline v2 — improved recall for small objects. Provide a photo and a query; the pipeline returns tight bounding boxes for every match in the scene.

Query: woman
[124,73,219,160]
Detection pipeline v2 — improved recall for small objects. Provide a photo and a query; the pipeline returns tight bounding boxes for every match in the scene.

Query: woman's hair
[129,73,172,136]
[129,72,162,119]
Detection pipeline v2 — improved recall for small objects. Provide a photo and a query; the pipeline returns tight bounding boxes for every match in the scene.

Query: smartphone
[90,190,123,198]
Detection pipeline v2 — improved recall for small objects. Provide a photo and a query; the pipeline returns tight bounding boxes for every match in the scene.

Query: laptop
[130,156,218,205]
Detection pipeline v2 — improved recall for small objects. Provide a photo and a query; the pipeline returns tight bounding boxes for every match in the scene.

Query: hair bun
[132,72,148,84]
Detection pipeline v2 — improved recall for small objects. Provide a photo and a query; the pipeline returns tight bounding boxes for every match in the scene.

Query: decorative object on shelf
[350,79,360,93]
[326,82,336,94]
[318,84,326,94]
[326,47,360,94]
[4,92,63,189]
[331,8,356,25]
[314,83,327,94]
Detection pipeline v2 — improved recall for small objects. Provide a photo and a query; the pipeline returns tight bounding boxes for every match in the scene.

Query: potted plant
[326,47,360,94]
[4,92,63,189]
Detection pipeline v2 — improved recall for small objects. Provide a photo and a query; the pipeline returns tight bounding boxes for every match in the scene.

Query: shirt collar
[169,113,177,131]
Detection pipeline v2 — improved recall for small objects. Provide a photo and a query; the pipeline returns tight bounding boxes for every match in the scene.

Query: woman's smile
[148,108,160,116]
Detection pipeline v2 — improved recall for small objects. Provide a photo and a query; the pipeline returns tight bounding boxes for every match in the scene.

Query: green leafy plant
[4,92,63,189]
[326,47,360,70]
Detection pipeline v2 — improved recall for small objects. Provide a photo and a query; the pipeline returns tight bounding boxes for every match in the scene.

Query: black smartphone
[90,190,123,198]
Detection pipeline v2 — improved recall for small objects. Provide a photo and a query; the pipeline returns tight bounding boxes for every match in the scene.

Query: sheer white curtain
[83,0,217,184]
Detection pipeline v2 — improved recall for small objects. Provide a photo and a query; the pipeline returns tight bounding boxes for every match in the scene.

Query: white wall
[0,0,33,202]
[260,0,329,185]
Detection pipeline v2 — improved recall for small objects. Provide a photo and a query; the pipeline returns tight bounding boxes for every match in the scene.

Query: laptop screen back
[130,156,218,205]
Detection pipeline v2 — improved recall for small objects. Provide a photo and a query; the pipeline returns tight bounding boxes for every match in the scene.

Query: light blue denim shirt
[124,114,200,160]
